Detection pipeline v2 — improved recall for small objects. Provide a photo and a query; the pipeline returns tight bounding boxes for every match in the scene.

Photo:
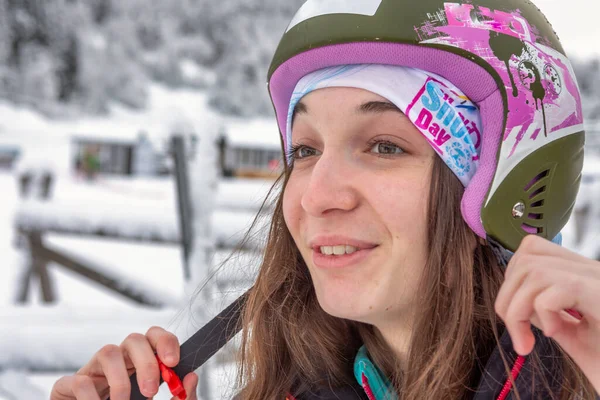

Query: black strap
[487,236,513,268]
[108,290,249,400]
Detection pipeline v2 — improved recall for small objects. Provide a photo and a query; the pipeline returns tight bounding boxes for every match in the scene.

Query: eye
[288,144,321,161]
[370,140,405,156]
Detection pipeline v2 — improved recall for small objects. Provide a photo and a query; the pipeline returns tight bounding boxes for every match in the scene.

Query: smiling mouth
[311,245,378,269]
[318,245,359,256]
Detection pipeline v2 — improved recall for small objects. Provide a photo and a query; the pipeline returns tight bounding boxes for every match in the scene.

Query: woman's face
[283,87,436,326]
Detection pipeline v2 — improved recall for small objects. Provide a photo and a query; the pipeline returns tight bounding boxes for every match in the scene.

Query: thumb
[171,372,199,400]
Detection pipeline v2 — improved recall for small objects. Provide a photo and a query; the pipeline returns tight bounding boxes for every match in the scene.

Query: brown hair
[233,156,596,400]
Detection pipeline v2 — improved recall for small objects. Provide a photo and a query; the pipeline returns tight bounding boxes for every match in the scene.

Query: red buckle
[155,355,187,400]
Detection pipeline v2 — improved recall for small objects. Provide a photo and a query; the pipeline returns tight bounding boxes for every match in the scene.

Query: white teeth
[319,245,359,256]
[321,246,334,255]
[333,245,346,255]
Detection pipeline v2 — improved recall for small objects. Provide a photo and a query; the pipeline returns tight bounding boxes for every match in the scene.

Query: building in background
[219,119,282,179]
[67,116,186,178]
[72,133,163,177]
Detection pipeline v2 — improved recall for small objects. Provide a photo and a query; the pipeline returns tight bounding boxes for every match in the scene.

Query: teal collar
[353,346,398,400]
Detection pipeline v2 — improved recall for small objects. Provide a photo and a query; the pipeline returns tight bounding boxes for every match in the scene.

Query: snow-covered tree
[203,0,305,117]
[573,58,600,122]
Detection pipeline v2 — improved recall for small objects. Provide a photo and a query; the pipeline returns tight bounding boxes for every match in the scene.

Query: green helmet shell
[267,0,585,252]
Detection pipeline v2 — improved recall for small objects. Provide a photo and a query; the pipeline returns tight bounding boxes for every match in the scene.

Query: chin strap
[486,236,527,400]
[487,233,581,400]
[108,289,249,400]
[487,237,514,269]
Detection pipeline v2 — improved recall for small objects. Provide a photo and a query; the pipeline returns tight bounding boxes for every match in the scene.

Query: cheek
[282,179,303,237]
[372,173,430,240]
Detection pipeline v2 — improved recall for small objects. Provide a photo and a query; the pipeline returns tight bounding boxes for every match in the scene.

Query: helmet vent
[530,200,545,208]
[524,170,550,191]
[529,187,546,199]
[522,223,543,234]
[519,169,551,235]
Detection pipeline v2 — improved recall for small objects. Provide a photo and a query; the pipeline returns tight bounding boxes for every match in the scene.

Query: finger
[534,286,582,338]
[96,344,131,400]
[120,333,160,398]
[71,375,103,400]
[51,375,78,400]
[173,372,199,400]
[536,274,600,322]
[146,326,181,367]
[505,236,596,282]
[495,255,552,319]
[517,235,593,265]
[503,272,588,356]
[495,255,598,320]
[533,285,598,367]
[500,270,553,356]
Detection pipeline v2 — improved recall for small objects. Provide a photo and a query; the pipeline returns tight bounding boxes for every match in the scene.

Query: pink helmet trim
[268,42,505,238]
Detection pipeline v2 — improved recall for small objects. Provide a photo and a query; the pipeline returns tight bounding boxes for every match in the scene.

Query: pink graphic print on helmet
[415,3,583,160]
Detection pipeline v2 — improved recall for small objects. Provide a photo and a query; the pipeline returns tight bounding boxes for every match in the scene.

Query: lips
[308,236,379,251]
[309,235,379,269]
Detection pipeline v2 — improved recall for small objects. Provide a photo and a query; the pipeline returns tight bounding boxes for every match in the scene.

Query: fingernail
[143,379,158,395]
[164,351,177,364]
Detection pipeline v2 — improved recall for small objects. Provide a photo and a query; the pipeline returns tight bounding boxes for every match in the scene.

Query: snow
[0,306,181,370]
[0,83,265,398]
[17,197,180,243]
[14,177,270,249]
[0,83,223,176]
[0,165,259,398]
[1,81,599,399]
[222,118,282,150]
[216,178,277,211]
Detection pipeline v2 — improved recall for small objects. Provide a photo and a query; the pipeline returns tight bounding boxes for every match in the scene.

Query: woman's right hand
[50,326,198,400]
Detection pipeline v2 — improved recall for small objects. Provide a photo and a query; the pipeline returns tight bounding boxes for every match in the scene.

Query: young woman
[51,0,600,399]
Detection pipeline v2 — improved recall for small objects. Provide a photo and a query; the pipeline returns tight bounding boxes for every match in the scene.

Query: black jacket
[291,327,597,400]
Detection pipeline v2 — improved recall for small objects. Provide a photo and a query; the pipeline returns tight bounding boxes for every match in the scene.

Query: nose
[300,151,359,217]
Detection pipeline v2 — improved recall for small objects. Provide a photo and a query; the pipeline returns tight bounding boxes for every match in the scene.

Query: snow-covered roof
[66,120,156,145]
[223,118,282,150]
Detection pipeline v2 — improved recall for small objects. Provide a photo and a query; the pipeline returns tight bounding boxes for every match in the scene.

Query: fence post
[171,135,194,281]
[28,232,56,303]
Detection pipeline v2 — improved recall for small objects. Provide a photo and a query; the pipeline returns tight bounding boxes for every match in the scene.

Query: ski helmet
[267,0,585,252]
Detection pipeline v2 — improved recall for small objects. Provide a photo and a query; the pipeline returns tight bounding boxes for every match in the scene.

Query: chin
[314,282,377,323]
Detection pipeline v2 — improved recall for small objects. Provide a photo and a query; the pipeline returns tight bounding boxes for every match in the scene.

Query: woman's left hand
[495,235,600,394]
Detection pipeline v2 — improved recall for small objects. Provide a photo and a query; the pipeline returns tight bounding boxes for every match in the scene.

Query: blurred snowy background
[0,0,598,399]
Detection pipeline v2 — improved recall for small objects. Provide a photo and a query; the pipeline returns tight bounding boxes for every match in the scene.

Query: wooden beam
[31,239,165,308]
[15,266,33,304]
[17,226,181,245]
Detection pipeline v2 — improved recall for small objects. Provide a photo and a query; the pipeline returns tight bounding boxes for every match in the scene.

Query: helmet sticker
[413,2,584,200]
[406,77,481,184]
[286,0,383,33]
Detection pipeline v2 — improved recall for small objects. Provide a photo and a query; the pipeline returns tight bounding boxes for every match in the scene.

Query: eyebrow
[291,101,308,126]
[291,99,412,145]
[357,101,402,114]
[292,100,403,122]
